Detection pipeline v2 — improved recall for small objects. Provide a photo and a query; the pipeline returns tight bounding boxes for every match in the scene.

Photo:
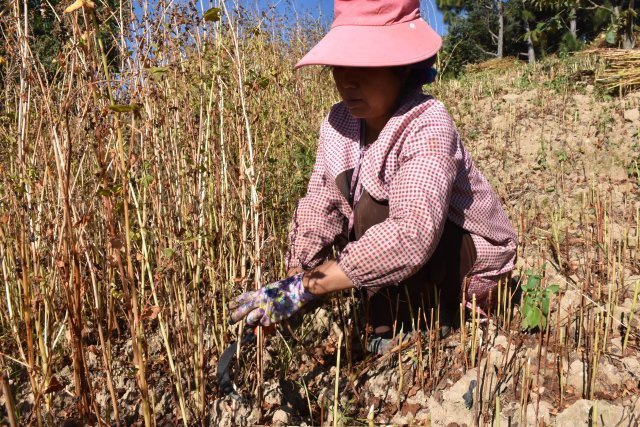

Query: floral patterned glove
[229,273,316,326]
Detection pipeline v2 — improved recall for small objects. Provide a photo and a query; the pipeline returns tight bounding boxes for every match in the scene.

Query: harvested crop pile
[464,57,523,73]
[583,48,640,93]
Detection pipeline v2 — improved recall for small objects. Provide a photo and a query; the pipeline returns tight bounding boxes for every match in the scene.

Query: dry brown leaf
[401,402,421,416]
[44,376,65,394]
[141,305,161,320]
[110,237,124,251]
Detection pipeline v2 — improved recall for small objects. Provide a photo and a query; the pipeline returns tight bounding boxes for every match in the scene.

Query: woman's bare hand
[302,261,354,296]
[287,267,304,277]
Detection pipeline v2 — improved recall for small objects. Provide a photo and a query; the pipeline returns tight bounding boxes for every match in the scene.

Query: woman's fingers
[245,307,266,326]
[229,297,259,324]
[228,290,258,311]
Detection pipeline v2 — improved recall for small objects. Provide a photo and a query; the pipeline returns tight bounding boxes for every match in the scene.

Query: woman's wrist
[302,260,355,296]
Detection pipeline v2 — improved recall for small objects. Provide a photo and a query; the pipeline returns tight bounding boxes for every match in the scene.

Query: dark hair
[398,55,438,94]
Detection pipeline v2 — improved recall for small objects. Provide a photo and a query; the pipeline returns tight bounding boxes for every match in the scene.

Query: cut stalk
[623,280,640,352]
[333,332,343,427]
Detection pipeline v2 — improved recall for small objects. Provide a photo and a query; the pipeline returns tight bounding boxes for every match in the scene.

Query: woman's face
[332,66,408,130]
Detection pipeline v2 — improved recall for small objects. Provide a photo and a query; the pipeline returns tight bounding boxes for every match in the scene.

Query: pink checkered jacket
[286,93,517,304]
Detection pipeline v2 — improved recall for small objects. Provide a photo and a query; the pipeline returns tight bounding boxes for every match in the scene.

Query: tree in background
[29,0,69,75]
[438,0,530,73]
[23,0,123,76]
[438,0,504,58]
[527,0,636,52]
[590,0,637,48]
[438,0,639,73]
[528,0,581,40]
[521,0,537,62]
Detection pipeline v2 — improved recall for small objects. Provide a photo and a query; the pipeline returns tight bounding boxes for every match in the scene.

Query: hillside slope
[209,56,640,426]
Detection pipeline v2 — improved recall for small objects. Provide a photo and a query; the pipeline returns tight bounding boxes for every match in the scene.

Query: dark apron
[336,169,477,331]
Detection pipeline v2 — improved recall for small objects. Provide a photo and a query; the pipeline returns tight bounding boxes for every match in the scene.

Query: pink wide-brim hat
[295,0,442,69]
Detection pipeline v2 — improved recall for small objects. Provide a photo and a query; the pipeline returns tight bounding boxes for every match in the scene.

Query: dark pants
[366,221,477,331]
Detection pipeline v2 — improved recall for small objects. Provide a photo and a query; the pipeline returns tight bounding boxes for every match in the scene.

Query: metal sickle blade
[216,332,257,401]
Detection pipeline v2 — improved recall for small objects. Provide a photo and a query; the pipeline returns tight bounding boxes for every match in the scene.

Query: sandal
[366,325,452,355]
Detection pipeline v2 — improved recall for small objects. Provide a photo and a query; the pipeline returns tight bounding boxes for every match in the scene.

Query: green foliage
[535,139,549,169]
[26,0,121,76]
[626,157,640,186]
[559,32,583,55]
[438,0,639,71]
[28,0,68,74]
[556,149,569,163]
[203,7,222,22]
[520,267,560,331]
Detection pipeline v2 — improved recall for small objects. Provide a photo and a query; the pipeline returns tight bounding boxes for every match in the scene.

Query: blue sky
[246,0,448,35]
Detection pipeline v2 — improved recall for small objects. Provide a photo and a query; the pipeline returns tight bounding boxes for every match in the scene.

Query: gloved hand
[229,273,316,326]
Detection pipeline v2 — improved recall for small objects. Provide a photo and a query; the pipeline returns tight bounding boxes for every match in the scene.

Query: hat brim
[295,18,442,69]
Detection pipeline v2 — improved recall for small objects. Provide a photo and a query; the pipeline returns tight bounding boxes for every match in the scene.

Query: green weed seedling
[520,267,560,331]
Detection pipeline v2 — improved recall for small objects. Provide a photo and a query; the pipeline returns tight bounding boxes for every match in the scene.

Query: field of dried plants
[1,1,639,426]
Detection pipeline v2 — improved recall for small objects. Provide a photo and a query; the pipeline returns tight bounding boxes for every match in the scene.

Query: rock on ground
[555,399,634,426]
[623,108,639,122]
[526,400,552,426]
[209,398,260,427]
[271,408,290,426]
[428,369,477,426]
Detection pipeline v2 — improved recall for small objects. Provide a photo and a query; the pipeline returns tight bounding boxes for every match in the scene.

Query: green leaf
[0,111,17,121]
[527,309,540,328]
[139,174,154,187]
[147,66,168,75]
[96,183,121,197]
[110,287,123,300]
[524,307,540,330]
[97,188,113,197]
[107,104,142,113]
[526,273,542,290]
[203,7,221,22]
[258,77,269,89]
[146,66,169,80]
[547,284,560,294]
[606,30,617,45]
[541,297,550,316]
[163,248,175,258]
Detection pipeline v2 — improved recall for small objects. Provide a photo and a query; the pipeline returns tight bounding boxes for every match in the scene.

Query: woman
[230,0,517,353]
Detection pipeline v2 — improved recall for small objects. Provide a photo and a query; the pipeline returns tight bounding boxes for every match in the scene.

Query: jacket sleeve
[286,122,348,271]
[337,113,458,288]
